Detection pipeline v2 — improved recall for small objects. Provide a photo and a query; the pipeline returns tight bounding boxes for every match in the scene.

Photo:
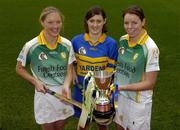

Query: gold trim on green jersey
[38,30,62,50]
[123,29,149,48]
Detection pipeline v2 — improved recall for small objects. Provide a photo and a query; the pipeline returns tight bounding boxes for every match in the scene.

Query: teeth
[52,29,59,33]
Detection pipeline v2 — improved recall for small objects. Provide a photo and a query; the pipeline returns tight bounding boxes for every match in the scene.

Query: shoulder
[106,36,116,42]
[60,36,74,51]
[145,36,159,50]
[61,36,71,46]
[117,34,128,48]
[105,35,117,46]
[71,34,84,42]
[119,34,128,41]
[23,36,38,50]
[144,36,160,59]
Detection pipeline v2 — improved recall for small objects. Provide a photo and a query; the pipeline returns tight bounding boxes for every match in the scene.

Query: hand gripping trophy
[78,70,118,128]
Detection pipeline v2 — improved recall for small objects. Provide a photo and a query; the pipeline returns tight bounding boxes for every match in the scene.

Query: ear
[40,20,45,28]
[142,18,146,27]
[104,18,107,24]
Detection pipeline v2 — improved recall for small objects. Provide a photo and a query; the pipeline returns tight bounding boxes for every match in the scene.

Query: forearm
[63,64,73,88]
[16,61,46,93]
[119,81,154,91]
[16,61,37,86]
[118,71,158,91]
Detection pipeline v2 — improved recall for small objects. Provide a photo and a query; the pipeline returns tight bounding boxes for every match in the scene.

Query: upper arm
[107,40,118,69]
[16,61,27,74]
[16,61,24,71]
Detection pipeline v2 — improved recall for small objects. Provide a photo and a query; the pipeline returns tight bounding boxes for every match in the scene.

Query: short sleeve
[146,47,160,72]
[68,44,76,64]
[17,44,30,67]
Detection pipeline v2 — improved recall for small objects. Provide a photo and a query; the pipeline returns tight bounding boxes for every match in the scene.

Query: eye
[124,21,129,25]
[56,20,61,24]
[96,19,102,24]
[132,21,138,24]
[89,19,95,23]
[48,21,53,24]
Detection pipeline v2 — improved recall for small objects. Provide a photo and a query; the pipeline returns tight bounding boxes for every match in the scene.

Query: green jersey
[17,31,75,86]
[115,30,160,103]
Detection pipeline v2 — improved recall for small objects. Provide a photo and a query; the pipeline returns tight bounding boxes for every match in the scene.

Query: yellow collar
[126,29,149,47]
[84,33,106,46]
[38,30,62,50]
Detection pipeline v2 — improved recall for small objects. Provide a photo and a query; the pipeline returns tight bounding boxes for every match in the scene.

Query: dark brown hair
[122,5,145,21]
[84,5,107,33]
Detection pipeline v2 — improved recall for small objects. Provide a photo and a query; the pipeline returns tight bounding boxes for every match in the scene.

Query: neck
[89,32,102,44]
[129,29,144,43]
[43,31,57,45]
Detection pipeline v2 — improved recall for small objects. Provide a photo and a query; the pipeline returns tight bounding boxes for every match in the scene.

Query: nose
[127,23,132,29]
[53,22,60,29]
[93,21,98,27]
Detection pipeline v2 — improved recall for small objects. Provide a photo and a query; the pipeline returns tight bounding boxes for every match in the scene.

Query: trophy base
[92,107,115,125]
[95,104,111,112]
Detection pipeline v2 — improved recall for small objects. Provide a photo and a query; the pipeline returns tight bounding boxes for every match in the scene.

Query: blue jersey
[72,33,118,117]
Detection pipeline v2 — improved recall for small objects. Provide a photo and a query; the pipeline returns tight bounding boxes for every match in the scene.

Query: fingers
[62,88,67,97]
[38,85,46,93]
[62,87,71,99]
[34,80,46,93]
[67,90,71,99]
[73,77,79,85]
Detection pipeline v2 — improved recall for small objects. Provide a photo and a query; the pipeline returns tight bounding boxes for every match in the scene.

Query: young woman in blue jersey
[71,5,118,130]
[114,5,160,130]
[16,6,75,130]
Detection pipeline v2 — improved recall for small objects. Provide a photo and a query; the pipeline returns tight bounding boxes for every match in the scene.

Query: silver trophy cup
[92,70,115,125]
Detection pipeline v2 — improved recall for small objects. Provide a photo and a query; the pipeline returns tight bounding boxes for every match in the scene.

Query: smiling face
[87,14,106,36]
[123,13,145,39]
[41,12,62,38]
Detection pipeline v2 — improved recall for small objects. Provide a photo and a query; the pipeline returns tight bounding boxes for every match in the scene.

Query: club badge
[38,52,48,60]
[118,47,125,55]
[133,53,139,60]
[152,49,159,59]
[60,52,67,59]
[78,47,86,55]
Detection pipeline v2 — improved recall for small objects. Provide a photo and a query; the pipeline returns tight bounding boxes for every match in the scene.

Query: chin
[91,31,101,35]
[128,33,136,37]
[51,33,59,37]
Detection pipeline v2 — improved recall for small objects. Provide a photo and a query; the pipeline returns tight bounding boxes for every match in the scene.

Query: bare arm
[118,71,158,91]
[62,63,73,98]
[16,61,46,93]
[72,64,78,84]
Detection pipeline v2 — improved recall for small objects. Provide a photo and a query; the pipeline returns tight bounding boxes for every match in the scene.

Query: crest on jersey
[38,52,48,60]
[118,47,125,55]
[152,49,159,59]
[133,53,139,60]
[78,47,86,55]
[60,52,67,59]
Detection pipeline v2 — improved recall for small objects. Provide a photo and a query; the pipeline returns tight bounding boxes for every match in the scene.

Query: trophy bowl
[94,70,113,90]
